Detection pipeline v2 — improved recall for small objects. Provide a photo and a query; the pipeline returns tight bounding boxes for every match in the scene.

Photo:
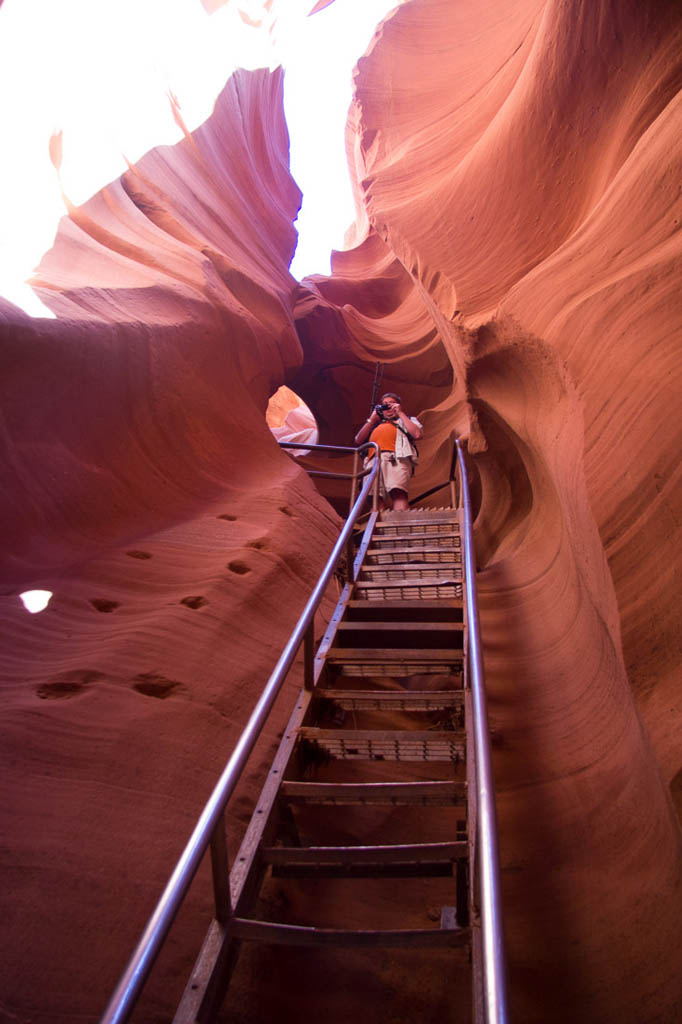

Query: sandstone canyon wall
[1,1,682,1022]
[0,67,346,1022]
[294,2,682,1016]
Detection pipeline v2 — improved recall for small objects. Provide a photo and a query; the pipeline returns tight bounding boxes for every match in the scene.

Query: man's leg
[389,488,408,512]
[378,453,391,510]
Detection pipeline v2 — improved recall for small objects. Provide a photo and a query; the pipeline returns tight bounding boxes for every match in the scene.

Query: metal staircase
[101,440,508,1024]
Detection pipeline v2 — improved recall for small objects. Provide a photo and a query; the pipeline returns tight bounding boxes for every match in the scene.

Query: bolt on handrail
[455,438,510,1024]
[100,441,380,1024]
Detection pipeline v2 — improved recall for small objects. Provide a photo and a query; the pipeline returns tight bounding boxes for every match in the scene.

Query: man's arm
[395,407,423,440]
[354,408,381,445]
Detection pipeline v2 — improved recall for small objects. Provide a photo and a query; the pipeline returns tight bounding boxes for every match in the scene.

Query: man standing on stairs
[354,393,423,511]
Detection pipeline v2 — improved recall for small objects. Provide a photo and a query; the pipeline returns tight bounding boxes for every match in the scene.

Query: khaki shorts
[367,451,414,498]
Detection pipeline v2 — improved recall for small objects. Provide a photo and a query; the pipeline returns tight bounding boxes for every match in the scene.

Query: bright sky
[0,0,397,317]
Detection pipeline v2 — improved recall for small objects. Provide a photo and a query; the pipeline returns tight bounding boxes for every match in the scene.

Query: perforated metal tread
[326,647,464,662]
[361,564,463,582]
[372,528,460,542]
[370,530,460,545]
[353,581,464,602]
[297,727,465,762]
[312,687,464,710]
[369,537,461,550]
[311,688,462,704]
[336,621,463,634]
[327,660,463,678]
[367,545,461,565]
[347,599,463,611]
[280,779,467,806]
[265,841,467,878]
[377,509,460,525]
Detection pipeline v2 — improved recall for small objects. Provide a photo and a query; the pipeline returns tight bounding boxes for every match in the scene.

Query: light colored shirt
[395,417,422,462]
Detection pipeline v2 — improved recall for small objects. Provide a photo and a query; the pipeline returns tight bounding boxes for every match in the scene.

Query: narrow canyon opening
[266,384,319,450]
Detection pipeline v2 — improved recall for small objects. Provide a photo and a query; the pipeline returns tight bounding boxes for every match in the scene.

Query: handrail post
[349,449,360,515]
[304,621,315,690]
[449,433,458,509]
[456,439,509,1024]
[209,814,231,924]
[347,449,360,585]
[346,533,356,585]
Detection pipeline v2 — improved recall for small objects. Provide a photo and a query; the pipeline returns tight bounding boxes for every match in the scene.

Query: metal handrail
[455,438,509,1023]
[100,442,380,1024]
[279,441,376,482]
[409,435,458,507]
[279,442,367,457]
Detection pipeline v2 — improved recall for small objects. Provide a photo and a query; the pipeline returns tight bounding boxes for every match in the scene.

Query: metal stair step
[280,779,467,806]
[376,513,460,528]
[354,576,462,587]
[361,564,462,581]
[367,546,461,565]
[367,547,461,562]
[375,517,459,524]
[337,621,463,634]
[230,917,470,949]
[330,664,463,678]
[326,647,464,662]
[369,534,461,548]
[353,580,463,600]
[367,555,462,569]
[325,652,463,677]
[333,633,463,655]
[347,599,463,612]
[264,840,467,878]
[353,592,462,606]
[371,533,460,545]
[297,727,465,762]
[313,688,464,710]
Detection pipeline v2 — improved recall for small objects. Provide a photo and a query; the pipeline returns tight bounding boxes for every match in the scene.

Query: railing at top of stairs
[99,435,509,1024]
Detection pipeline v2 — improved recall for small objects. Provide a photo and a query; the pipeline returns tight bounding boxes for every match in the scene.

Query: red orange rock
[2,2,682,1021]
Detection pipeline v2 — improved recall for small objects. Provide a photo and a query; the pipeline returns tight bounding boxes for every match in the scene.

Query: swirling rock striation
[2,2,682,1022]
[293,1,682,1020]
[0,67,343,1022]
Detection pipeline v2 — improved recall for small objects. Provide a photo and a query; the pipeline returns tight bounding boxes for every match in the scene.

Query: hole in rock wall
[266,385,319,455]
[19,590,53,614]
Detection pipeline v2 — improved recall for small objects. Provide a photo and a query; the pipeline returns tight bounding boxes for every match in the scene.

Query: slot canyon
[1,0,681,1021]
